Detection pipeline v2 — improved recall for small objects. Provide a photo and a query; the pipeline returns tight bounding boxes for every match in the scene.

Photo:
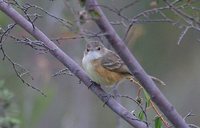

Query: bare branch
[24,3,73,30]
[85,0,189,127]
[183,111,195,121]
[0,23,46,96]
[11,37,48,52]
[164,0,200,25]
[52,68,73,77]
[163,0,200,31]
[177,26,190,45]
[118,0,139,13]
[51,32,108,43]
[188,124,200,128]
[124,6,174,41]
[0,1,149,128]
[6,0,73,30]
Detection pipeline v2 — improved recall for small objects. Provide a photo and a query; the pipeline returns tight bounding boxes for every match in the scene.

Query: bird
[82,41,168,126]
[82,41,165,87]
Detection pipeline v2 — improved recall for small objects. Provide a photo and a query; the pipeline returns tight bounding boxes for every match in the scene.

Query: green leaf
[138,111,144,120]
[79,0,86,7]
[154,116,163,128]
[143,89,151,108]
[88,10,101,20]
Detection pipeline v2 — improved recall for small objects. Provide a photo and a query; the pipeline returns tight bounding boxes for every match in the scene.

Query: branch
[85,0,189,128]
[163,0,200,27]
[0,1,149,128]
[0,23,46,96]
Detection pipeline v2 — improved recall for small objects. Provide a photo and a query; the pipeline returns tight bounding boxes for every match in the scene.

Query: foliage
[154,116,163,128]
[0,80,20,128]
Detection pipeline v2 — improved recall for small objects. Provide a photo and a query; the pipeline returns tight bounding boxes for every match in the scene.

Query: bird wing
[101,50,131,75]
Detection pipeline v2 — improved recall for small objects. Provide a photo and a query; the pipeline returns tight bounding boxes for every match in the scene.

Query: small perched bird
[82,41,168,126]
[82,41,164,87]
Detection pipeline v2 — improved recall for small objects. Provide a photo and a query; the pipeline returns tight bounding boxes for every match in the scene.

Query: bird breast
[82,52,125,86]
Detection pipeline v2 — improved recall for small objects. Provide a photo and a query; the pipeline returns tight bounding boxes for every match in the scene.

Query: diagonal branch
[85,0,189,128]
[0,1,149,128]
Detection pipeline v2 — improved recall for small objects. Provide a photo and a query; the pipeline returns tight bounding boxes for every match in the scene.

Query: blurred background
[0,0,200,128]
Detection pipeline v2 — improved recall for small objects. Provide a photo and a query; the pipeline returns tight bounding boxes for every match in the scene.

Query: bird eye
[86,48,89,52]
[97,47,101,50]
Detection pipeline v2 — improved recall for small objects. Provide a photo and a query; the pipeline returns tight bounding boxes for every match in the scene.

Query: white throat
[82,51,102,76]
[83,51,102,62]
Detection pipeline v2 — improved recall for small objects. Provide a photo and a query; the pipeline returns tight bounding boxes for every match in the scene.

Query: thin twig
[52,68,73,77]
[177,26,190,45]
[0,22,46,97]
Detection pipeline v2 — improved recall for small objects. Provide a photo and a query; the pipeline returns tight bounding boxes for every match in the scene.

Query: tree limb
[85,0,189,128]
[0,1,149,128]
